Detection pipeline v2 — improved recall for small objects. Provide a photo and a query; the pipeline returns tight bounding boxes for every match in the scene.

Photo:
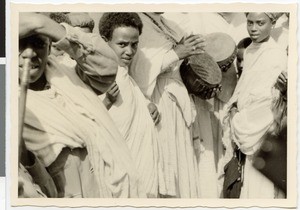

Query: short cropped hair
[237,37,252,49]
[49,12,71,24]
[99,13,143,40]
[67,13,95,32]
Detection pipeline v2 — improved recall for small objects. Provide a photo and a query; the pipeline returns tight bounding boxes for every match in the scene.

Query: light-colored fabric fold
[23,58,140,198]
[106,66,159,198]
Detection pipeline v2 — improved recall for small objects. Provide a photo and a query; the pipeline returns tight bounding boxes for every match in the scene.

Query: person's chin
[250,36,259,42]
[120,59,132,67]
[30,74,42,83]
[29,69,44,83]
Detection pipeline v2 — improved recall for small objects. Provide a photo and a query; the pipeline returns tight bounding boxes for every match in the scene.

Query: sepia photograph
[9,2,298,208]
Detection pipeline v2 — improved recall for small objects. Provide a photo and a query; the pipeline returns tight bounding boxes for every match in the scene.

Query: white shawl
[23,57,140,198]
[223,38,287,155]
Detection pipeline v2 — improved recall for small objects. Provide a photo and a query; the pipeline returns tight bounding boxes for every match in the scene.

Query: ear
[102,35,108,42]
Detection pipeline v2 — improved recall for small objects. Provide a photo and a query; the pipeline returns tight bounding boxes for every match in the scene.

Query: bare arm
[19,13,66,42]
[19,13,119,94]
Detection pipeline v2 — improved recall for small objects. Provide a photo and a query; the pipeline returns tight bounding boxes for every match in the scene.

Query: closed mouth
[121,57,132,63]
[122,57,132,61]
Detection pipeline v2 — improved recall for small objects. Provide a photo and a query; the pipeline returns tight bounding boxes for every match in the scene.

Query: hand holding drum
[180,32,238,101]
[180,52,222,100]
[174,34,206,60]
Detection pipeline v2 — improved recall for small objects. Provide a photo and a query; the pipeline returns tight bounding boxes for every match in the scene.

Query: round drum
[180,52,222,100]
[204,32,238,102]
[204,32,237,72]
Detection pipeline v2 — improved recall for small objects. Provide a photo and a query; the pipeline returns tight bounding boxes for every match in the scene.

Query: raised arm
[19,13,119,94]
[19,13,66,41]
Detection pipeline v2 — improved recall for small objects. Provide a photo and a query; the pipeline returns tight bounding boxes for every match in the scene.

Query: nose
[21,47,36,60]
[125,46,134,56]
[250,23,258,32]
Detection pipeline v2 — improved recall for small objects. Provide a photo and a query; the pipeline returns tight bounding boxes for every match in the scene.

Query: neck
[29,74,48,91]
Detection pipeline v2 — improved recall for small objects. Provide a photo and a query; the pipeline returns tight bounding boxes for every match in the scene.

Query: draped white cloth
[163,13,249,44]
[271,14,289,51]
[104,66,159,198]
[192,96,219,198]
[23,57,140,198]
[221,37,287,198]
[130,13,200,198]
[163,12,236,198]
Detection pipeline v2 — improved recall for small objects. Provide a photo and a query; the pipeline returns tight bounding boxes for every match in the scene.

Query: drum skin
[180,52,222,99]
[204,32,238,103]
[180,32,238,101]
[204,32,237,72]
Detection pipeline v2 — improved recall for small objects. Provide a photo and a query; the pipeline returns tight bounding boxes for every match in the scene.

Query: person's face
[107,26,139,67]
[236,48,245,74]
[246,13,275,43]
[19,35,50,83]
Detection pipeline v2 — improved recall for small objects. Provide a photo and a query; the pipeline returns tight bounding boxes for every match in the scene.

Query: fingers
[147,103,161,125]
[107,81,116,90]
[106,82,119,103]
[185,37,206,50]
[184,35,206,55]
[190,48,205,55]
[185,34,205,44]
[154,114,161,125]
[278,74,287,83]
[188,38,206,48]
[151,109,160,125]
[153,110,161,125]
[108,83,119,94]
[111,88,120,97]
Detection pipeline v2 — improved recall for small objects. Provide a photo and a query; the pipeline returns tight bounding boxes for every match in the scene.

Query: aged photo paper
[9,2,298,208]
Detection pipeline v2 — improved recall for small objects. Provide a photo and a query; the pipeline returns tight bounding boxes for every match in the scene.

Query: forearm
[19,13,66,42]
[54,23,118,94]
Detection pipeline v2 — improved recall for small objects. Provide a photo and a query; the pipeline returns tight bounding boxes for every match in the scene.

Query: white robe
[163,12,239,198]
[24,58,140,198]
[105,66,159,198]
[22,24,140,198]
[130,13,200,198]
[222,37,287,198]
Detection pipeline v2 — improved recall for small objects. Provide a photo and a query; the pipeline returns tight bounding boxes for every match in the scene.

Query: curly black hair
[99,13,143,40]
[49,12,71,24]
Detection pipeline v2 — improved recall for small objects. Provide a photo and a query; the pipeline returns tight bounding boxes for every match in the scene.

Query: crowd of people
[18,12,288,199]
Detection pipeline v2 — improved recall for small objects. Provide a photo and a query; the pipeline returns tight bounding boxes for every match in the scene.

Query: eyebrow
[116,40,139,44]
[247,18,266,22]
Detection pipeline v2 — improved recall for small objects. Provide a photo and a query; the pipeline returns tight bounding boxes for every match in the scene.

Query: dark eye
[118,43,126,48]
[132,42,138,49]
[247,21,253,26]
[33,39,47,48]
[258,22,265,26]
